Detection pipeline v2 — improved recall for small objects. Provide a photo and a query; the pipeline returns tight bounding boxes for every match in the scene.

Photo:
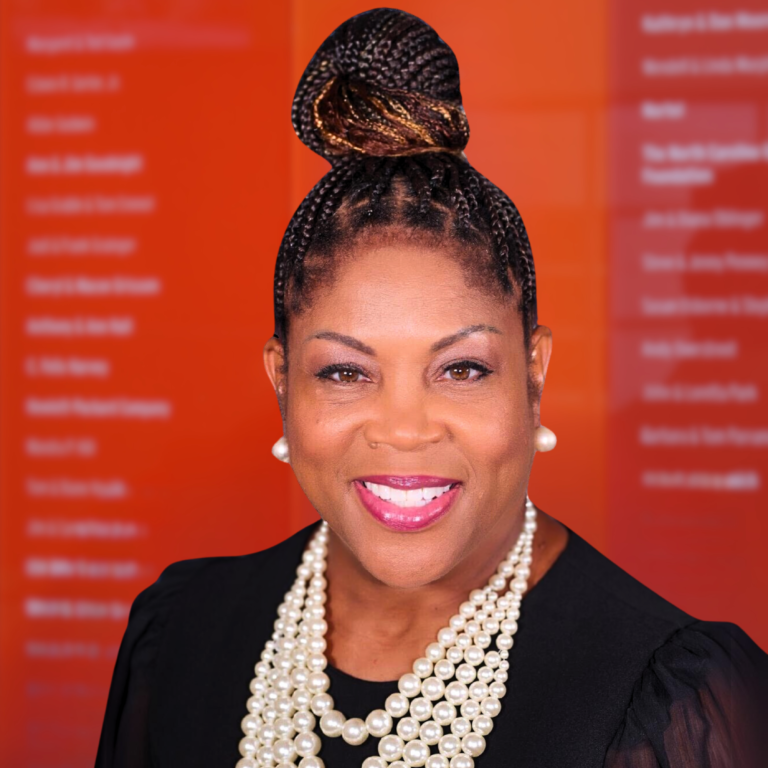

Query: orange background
[0,1,765,766]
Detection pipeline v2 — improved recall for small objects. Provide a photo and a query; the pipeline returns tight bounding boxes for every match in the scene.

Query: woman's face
[264,238,552,589]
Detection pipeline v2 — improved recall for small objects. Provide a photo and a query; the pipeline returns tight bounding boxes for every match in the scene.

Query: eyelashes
[315,360,494,385]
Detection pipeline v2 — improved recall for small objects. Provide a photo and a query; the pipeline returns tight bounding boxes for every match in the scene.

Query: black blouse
[95,520,768,767]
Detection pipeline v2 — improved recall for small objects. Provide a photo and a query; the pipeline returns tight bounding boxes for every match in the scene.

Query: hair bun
[292,8,469,162]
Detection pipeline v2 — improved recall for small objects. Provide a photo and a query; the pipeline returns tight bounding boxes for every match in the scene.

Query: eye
[440,360,492,382]
[316,364,370,384]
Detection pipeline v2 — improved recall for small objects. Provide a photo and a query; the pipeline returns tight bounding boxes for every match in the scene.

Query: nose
[362,388,446,452]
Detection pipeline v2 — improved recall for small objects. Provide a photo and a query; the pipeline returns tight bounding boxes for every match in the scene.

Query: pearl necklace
[235,499,537,768]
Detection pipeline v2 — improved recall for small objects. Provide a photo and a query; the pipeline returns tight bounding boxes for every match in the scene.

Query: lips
[353,475,462,532]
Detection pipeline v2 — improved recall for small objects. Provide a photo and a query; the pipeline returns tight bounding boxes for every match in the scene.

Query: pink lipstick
[353,475,462,532]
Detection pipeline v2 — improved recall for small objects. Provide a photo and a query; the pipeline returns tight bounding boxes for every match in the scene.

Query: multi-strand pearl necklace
[236,499,537,768]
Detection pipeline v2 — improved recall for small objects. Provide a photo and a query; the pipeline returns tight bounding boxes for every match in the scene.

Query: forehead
[292,241,521,344]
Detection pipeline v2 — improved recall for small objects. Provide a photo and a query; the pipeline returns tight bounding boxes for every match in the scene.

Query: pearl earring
[534,425,557,452]
[271,435,290,463]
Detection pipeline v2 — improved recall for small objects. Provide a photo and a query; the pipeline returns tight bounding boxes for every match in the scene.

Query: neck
[322,503,531,682]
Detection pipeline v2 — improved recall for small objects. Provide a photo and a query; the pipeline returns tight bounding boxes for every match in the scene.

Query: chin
[348,515,471,589]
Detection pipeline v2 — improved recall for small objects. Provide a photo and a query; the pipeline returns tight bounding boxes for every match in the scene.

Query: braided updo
[274,8,537,348]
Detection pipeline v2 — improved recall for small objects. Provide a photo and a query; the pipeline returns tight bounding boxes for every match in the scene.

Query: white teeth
[364,482,454,507]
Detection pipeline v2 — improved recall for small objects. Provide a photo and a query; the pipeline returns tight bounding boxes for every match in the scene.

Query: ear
[263,335,288,421]
[527,325,553,426]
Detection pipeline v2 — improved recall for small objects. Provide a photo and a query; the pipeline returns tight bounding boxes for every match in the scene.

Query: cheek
[452,396,533,484]
[284,382,363,484]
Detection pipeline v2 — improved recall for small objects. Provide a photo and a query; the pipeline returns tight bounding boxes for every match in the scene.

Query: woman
[95,9,767,768]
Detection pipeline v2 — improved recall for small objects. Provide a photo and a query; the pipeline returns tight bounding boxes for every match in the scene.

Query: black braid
[275,9,538,347]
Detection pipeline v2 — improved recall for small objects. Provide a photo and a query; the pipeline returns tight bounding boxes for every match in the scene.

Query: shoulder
[131,520,321,631]
[547,529,695,661]
[552,533,768,764]
[605,620,768,766]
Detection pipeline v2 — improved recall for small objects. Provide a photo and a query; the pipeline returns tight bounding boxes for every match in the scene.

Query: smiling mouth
[353,476,462,531]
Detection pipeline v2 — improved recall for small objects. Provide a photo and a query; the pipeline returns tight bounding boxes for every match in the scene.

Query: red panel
[0,2,293,764]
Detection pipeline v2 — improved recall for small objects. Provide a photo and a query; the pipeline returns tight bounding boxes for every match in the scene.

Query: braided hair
[274,8,537,350]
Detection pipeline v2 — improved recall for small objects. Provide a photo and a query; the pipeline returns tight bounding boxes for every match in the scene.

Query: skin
[263,237,568,682]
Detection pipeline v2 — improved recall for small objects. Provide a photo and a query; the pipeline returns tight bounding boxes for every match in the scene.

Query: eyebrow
[307,324,501,356]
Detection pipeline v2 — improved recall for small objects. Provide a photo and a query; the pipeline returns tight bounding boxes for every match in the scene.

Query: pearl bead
[241,714,261,736]
[449,614,466,631]
[449,754,474,768]
[434,660,455,680]
[257,723,276,742]
[425,642,446,662]
[476,667,494,684]
[390,763,408,768]
[425,756,449,768]
[461,733,486,757]
[419,720,443,745]
[319,709,345,737]
[399,673,422,698]
[421,676,445,701]
[307,671,329,693]
[341,717,368,745]
[437,627,457,647]
[438,733,461,758]
[256,746,274,765]
[365,709,393,737]
[397,716,421,741]
[469,590,485,605]
[501,619,518,635]
[378,734,405,761]
[445,681,469,705]
[489,681,506,698]
[362,759,387,768]
[455,664,476,684]
[402,738,430,767]
[385,692,410,718]
[298,758,325,768]
[273,737,298,762]
[432,701,457,725]
[292,689,311,711]
[274,716,295,739]
[472,715,493,735]
[236,759,256,768]
[464,646,484,666]
[309,693,333,716]
[413,657,433,678]
[460,699,480,720]
[291,666,309,688]
[450,717,471,737]
[409,696,432,721]
[469,682,488,701]
[480,697,501,718]
[293,711,315,733]
[446,647,464,664]
[496,634,513,651]
[295,731,321,757]
[239,737,258,757]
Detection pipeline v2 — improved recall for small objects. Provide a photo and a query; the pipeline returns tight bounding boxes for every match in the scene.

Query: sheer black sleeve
[605,620,768,768]
[94,558,208,768]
